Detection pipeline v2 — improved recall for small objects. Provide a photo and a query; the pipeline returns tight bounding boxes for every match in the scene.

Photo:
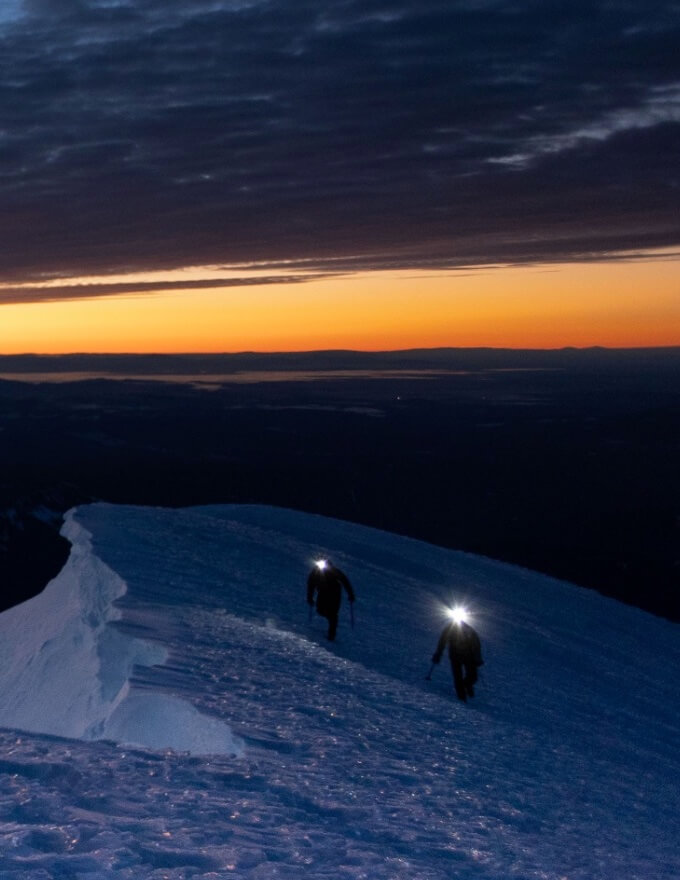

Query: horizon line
[1,344,679,358]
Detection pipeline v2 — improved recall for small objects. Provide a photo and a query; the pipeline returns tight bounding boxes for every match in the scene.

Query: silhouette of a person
[432,617,483,701]
[307,559,355,641]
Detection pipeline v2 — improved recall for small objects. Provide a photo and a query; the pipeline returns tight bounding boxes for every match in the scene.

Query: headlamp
[315,559,328,571]
[447,605,469,624]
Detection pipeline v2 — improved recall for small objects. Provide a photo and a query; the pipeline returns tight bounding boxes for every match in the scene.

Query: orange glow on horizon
[0,254,678,354]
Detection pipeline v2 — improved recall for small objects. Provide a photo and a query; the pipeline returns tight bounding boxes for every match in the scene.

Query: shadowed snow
[0,510,243,756]
[0,501,677,878]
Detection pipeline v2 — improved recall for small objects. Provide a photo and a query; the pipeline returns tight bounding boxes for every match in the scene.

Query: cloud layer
[1,0,678,289]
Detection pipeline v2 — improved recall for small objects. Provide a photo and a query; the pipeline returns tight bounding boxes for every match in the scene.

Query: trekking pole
[350,602,355,629]
[425,662,435,681]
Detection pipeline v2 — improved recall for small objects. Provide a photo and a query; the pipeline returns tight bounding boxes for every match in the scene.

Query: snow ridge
[0,509,243,756]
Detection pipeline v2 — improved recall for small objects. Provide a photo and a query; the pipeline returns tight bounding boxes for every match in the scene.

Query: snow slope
[0,502,677,879]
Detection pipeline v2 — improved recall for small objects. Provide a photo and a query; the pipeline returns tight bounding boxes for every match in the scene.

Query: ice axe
[425,661,436,681]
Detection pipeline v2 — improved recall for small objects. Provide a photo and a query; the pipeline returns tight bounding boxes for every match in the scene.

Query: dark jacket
[307,564,355,617]
[433,620,483,666]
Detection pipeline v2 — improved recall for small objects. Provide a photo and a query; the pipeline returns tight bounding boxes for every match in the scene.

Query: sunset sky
[0,1,678,353]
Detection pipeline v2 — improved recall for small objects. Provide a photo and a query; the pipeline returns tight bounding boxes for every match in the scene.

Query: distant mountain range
[1,345,679,375]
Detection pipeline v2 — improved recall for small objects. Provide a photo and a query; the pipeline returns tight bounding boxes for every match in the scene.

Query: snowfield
[0,503,677,879]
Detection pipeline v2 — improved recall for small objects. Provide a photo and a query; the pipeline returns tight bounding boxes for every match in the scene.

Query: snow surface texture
[0,511,243,757]
[0,503,677,879]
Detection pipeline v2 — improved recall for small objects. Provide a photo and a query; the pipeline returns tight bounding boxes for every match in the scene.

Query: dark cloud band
[0,0,678,289]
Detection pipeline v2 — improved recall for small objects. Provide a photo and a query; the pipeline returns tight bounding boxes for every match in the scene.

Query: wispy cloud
[489,83,680,168]
[0,270,338,304]
[0,0,677,292]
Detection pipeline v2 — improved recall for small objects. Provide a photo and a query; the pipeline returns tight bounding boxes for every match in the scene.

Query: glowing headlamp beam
[315,559,328,571]
[446,605,469,624]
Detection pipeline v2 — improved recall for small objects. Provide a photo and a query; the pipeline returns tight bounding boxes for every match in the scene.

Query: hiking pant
[451,660,478,701]
[316,605,339,641]
[325,611,338,641]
